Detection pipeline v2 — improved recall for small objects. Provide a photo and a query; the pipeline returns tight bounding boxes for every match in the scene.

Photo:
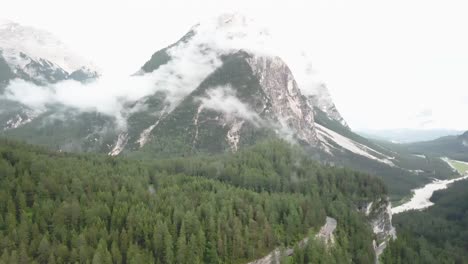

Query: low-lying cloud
[197,86,262,126]
[2,13,324,132]
[197,86,298,143]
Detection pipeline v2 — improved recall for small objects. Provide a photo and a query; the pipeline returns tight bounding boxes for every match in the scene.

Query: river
[392,174,468,214]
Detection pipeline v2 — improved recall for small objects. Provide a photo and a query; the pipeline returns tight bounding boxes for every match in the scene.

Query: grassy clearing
[449,159,468,174]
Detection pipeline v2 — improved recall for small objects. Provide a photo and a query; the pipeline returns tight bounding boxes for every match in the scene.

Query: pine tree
[37,235,50,264]
[111,241,122,264]
[176,223,187,264]
[92,239,112,264]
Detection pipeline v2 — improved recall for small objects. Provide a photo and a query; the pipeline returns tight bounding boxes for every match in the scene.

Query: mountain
[0,20,98,85]
[0,14,456,202]
[0,20,103,142]
[359,128,464,143]
[403,131,468,162]
[111,14,459,200]
[132,51,319,156]
[307,84,349,129]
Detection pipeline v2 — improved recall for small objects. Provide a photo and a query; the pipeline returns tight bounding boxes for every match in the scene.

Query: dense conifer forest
[0,139,386,263]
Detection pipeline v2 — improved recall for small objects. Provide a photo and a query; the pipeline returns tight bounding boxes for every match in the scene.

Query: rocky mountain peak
[307,84,349,128]
[246,54,317,145]
[0,20,98,84]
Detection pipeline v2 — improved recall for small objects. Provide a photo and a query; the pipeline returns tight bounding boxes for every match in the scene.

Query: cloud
[2,13,314,131]
[3,76,157,129]
[1,21,229,129]
[196,86,262,126]
[196,86,298,143]
[2,12,332,146]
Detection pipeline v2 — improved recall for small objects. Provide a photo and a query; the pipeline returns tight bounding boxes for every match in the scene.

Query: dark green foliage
[0,138,385,263]
[2,109,118,153]
[381,179,468,264]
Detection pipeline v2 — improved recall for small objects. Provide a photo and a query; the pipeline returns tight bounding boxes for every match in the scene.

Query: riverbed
[392,175,468,214]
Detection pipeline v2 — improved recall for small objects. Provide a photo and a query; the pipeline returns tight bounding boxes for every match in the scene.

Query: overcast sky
[1,0,467,131]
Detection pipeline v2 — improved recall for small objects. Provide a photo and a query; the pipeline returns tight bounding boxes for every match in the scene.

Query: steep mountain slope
[312,109,457,200]
[307,84,348,129]
[132,51,319,157]
[0,20,103,146]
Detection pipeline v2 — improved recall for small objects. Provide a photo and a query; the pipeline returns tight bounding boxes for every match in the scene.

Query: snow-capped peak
[0,20,96,73]
[188,13,272,56]
[188,14,346,128]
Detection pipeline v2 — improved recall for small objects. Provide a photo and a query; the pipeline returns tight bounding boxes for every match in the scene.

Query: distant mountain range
[359,129,465,143]
[403,131,468,162]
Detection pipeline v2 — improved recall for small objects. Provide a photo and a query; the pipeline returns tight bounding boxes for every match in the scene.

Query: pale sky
[1,0,468,131]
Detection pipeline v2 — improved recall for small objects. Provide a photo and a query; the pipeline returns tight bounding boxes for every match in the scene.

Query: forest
[0,138,386,263]
[381,179,468,264]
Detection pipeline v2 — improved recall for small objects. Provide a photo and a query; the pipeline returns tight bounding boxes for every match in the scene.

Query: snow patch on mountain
[316,123,395,166]
[0,21,95,73]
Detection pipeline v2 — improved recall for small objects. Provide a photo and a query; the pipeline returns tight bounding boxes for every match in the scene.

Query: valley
[392,173,468,214]
[0,12,467,264]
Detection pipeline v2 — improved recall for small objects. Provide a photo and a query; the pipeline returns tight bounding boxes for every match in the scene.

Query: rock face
[247,216,337,264]
[0,20,98,84]
[360,199,396,263]
[307,84,348,129]
[247,55,318,145]
[0,14,355,157]
[130,51,320,156]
